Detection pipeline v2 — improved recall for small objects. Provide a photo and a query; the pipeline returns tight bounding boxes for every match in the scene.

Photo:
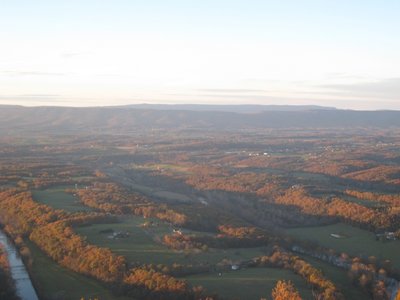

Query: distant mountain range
[0,104,399,134]
[120,104,337,113]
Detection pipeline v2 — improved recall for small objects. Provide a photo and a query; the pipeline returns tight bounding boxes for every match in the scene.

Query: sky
[1,0,399,110]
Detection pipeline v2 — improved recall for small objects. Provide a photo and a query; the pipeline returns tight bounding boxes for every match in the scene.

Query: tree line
[0,188,202,300]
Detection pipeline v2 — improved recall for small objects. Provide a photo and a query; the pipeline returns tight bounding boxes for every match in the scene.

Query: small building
[385,232,397,241]
[173,229,183,235]
[330,233,342,239]
[108,231,130,239]
[376,231,397,241]
[231,264,240,271]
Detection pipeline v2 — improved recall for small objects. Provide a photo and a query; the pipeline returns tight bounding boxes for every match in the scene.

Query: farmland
[32,186,94,213]
[296,255,369,300]
[0,115,400,300]
[26,241,129,300]
[184,268,314,300]
[75,216,268,266]
[287,223,400,268]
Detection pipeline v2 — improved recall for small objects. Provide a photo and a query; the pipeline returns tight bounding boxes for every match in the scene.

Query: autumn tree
[271,280,302,300]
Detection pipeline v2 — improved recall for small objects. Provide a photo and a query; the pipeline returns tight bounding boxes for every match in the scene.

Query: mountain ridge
[1,104,400,134]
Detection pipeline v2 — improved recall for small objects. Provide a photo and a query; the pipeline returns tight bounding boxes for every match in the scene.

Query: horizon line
[1,102,400,112]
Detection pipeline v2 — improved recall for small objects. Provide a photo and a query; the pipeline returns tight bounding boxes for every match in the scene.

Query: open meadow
[26,241,129,300]
[75,216,268,266]
[286,223,400,268]
[184,268,314,300]
[32,186,94,213]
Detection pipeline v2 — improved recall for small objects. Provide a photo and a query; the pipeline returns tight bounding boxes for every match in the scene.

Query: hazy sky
[1,1,400,109]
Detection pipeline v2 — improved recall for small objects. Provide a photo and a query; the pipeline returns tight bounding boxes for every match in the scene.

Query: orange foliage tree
[271,280,302,300]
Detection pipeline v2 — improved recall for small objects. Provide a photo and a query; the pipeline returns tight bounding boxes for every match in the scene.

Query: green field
[297,255,369,300]
[185,267,313,300]
[153,190,192,202]
[341,195,383,208]
[142,163,192,175]
[287,223,400,268]
[26,240,129,300]
[75,216,267,266]
[32,186,94,213]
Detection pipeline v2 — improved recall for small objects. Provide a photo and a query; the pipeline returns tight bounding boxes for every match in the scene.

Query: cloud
[0,94,63,101]
[18,94,60,97]
[196,88,269,94]
[323,72,370,80]
[60,52,91,59]
[61,52,82,58]
[166,92,332,104]
[0,70,66,77]
[319,78,400,100]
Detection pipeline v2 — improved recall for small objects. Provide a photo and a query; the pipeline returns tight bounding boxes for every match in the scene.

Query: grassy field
[287,223,400,268]
[185,267,313,300]
[32,186,94,213]
[75,216,267,266]
[143,163,192,175]
[26,240,129,300]
[153,190,192,202]
[297,255,369,300]
[341,195,382,208]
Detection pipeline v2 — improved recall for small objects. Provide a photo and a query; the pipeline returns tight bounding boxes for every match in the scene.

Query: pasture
[341,195,383,208]
[26,241,128,300]
[185,267,313,300]
[32,186,94,213]
[298,255,369,300]
[75,216,267,266]
[287,223,400,268]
